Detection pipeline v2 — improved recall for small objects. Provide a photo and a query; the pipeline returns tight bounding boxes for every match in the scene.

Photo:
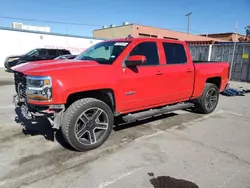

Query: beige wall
[131,24,219,41]
[93,24,225,42]
[93,25,133,39]
[231,33,247,42]
[201,33,247,42]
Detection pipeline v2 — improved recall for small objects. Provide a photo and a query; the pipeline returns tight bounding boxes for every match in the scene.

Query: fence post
[240,45,244,81]
[208,44,212,61]
[229,42,237,80]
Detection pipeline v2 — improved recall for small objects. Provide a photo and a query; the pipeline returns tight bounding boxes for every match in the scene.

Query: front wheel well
[206,77,221,89]
[66,89,116,112]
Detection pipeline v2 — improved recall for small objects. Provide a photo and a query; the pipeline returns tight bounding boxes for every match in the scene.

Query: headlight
[8,57,19,62]
[26,76,52,101]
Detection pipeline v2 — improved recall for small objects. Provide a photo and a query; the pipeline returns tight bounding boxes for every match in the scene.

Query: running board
[122,102,194,123]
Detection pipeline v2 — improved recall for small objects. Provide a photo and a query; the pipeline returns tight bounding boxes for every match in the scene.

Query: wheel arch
[66,89,116,113]
[206,77,222,90]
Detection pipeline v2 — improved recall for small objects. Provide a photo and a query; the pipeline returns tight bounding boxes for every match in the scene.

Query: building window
[139,33,158,38]
[139,33,150,38]
[163,36,178,40]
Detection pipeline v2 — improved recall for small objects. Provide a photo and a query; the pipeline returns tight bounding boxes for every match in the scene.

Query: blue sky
[0,0,249,37]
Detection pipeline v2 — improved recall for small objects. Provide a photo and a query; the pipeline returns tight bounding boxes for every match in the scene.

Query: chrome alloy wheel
[205,88,218,110]
[74,107,109,145]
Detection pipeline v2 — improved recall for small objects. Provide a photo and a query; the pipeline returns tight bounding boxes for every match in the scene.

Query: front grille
[14,72,27,100]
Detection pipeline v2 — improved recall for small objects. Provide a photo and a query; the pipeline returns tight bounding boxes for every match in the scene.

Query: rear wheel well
[66,89,116,112]
[206,77,221,89]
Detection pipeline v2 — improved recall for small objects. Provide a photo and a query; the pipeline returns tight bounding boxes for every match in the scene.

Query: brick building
[93,23,228,45]
[200,32,249,42]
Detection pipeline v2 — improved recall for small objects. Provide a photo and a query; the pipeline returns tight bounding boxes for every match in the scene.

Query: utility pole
[235,22,238,41]
[185,12,192,34]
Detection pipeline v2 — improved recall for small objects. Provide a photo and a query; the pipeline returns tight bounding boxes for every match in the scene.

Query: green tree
[246,25,250,37]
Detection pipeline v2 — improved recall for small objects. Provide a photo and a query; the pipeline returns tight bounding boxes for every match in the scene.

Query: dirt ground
[0,69,250,188]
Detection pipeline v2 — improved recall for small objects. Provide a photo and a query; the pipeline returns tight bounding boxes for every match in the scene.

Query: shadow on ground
[113,113,178,131]
[14,107,75,151]
[14,106,181,150]
[148,173,199,188]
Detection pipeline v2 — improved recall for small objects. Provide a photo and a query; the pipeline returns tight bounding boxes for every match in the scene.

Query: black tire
[194,83,219,114]
[61,98,114,151]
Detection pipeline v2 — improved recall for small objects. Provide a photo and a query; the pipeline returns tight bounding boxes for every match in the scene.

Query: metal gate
[189,43,250,82]
[189,45,209,61]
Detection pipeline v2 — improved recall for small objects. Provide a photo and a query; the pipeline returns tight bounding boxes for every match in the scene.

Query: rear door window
[162,43,187,64]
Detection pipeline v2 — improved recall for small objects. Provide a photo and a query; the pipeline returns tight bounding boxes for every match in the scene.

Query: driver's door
[119,41,165,113]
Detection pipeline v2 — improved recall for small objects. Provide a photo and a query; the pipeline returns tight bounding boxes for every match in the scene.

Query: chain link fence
[189,43,250,82]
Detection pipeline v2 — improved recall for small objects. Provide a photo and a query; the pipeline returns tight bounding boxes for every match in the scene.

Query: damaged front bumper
[13,95,65,129]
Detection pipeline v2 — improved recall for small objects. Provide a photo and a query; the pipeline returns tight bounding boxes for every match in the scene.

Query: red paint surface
[13,38,229,114]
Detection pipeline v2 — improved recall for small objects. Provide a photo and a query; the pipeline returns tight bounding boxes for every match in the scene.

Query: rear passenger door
[120,41,166,112]
[161,42,195,102]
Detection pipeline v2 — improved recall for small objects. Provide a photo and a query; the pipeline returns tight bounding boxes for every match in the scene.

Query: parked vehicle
[4,48,71,70]
[12,37,229,151]
[54,54,77,60]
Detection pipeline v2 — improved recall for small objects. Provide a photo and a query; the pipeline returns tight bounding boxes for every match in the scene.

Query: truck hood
[12,59,101,76]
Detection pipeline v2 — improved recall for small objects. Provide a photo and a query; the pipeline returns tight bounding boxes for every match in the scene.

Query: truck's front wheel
[61,98,114,151]
[194,83,219,114]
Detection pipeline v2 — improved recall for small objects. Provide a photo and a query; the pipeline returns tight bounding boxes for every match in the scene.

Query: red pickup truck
[12,37,229,151]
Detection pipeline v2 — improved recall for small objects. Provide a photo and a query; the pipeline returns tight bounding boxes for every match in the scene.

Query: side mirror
[125,55,146,67]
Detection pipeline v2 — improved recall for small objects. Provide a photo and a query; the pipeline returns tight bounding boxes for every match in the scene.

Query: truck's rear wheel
[61,98,114,151]
[194,83,219,114]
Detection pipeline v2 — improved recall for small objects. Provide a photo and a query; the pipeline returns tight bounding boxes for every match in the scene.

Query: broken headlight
[26,76,52,101]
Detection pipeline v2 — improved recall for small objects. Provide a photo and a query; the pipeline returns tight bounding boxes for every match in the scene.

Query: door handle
[156,71,164,75]
[186,69,192,73]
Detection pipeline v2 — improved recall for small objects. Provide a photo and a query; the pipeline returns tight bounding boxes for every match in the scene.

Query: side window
[38,49,46,56]
[163,43,187,64]
[48,49,58,56]
[129,42,159,65]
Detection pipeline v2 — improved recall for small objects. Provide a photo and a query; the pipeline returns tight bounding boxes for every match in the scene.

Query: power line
[0,15,102,27]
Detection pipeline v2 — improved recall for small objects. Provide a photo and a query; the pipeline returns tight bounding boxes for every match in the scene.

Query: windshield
[25,49,39,56]
[75,41,130,64]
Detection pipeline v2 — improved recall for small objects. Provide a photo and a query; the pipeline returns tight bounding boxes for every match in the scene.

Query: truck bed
[191,62,230,99]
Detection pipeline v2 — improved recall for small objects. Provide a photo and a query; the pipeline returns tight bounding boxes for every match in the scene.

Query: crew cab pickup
[12,37,229,151]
